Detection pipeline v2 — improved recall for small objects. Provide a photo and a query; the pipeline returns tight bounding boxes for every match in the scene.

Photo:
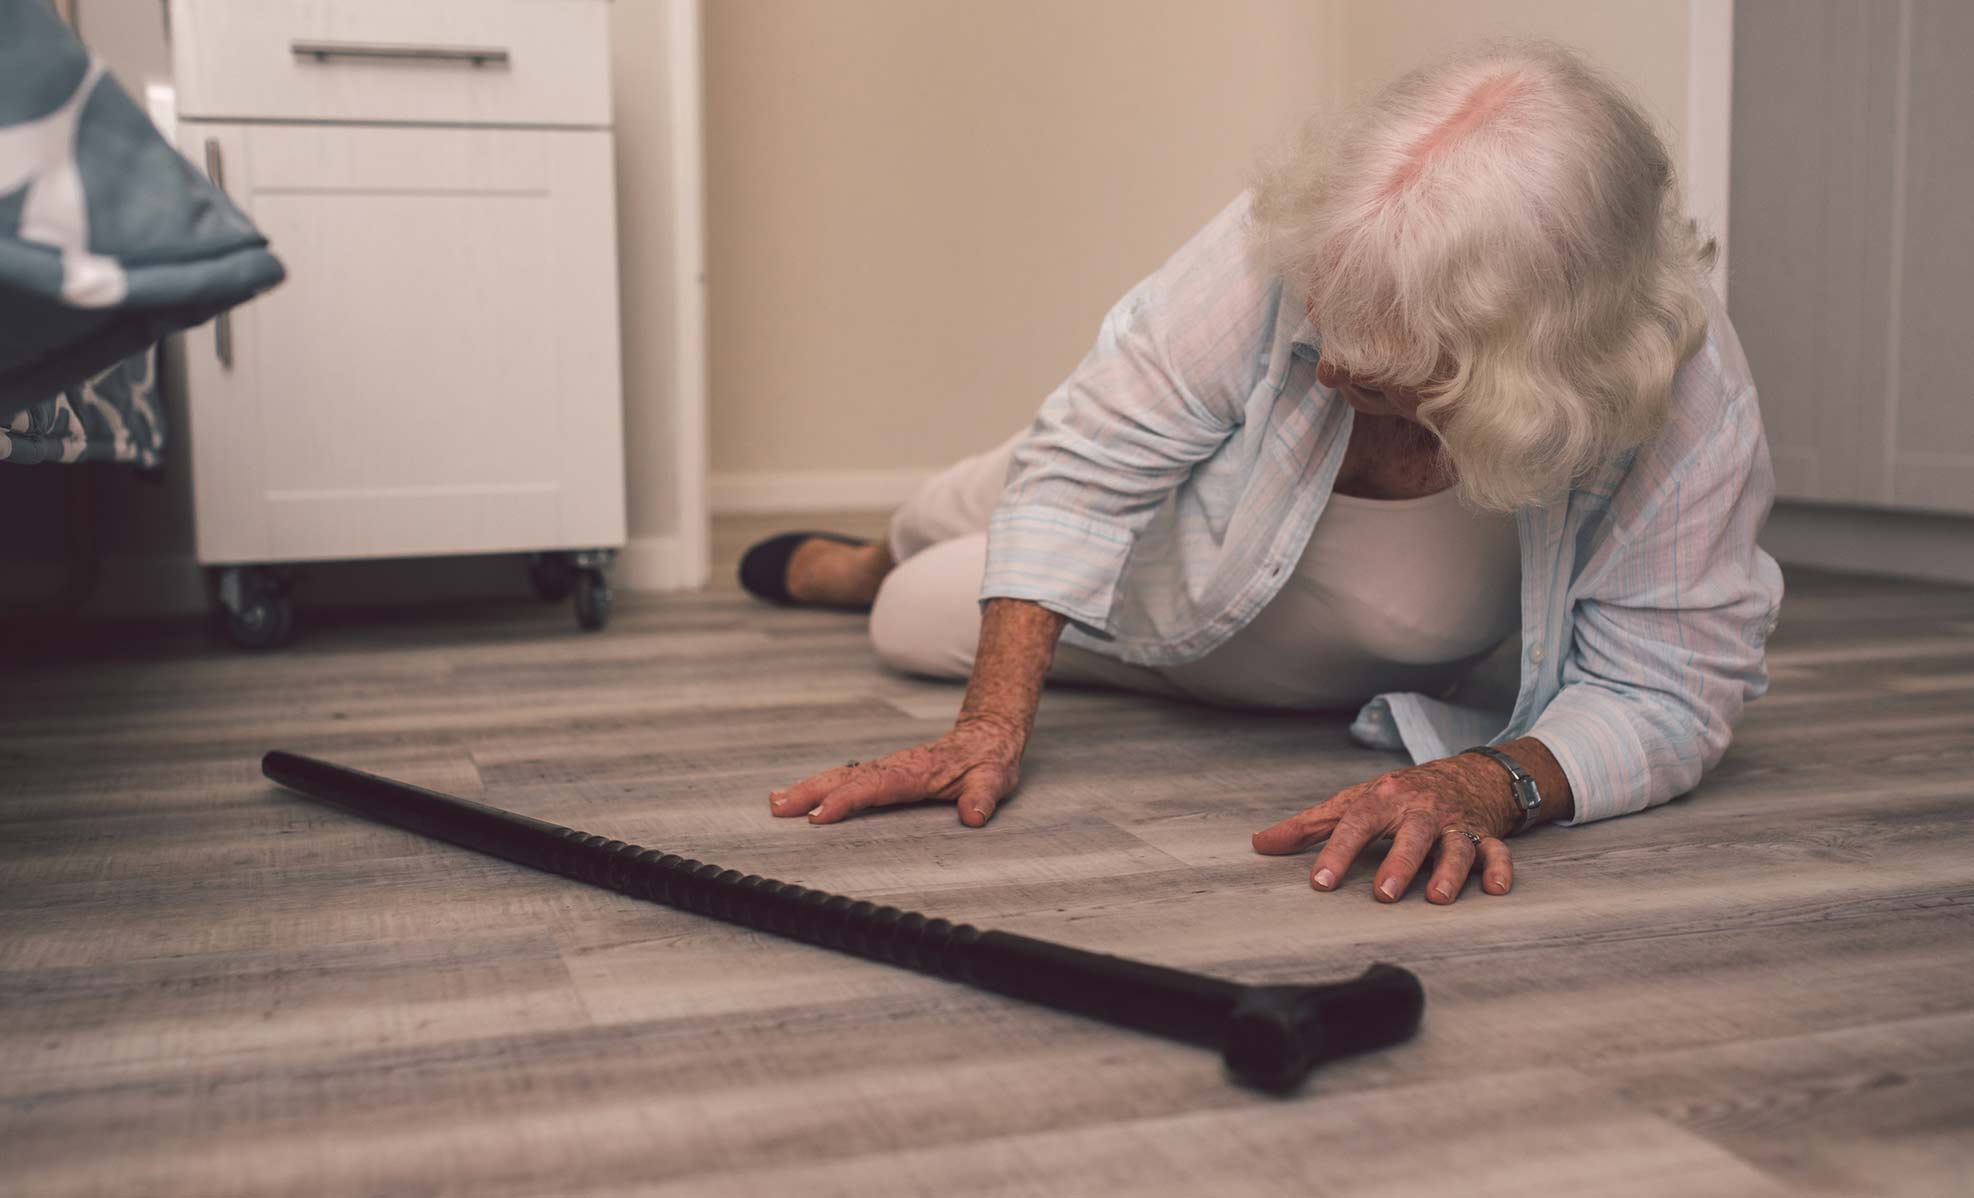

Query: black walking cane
[263,750,1423,1091]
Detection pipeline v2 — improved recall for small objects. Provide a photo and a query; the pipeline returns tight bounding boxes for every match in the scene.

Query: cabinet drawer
[169,0,610,127]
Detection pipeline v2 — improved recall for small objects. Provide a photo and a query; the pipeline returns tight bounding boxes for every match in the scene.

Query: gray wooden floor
[3,515,1972,1196]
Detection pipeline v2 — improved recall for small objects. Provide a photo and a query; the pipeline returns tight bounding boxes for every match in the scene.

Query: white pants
[870,430,1507,711]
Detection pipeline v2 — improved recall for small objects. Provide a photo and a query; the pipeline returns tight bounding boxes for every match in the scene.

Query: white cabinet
[168,0,626,641]
[1732,0,1974,516]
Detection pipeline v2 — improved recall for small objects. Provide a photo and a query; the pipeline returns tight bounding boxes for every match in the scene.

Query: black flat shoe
[738,531,874,606]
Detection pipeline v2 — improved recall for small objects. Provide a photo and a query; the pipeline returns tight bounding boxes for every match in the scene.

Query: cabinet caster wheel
[215,566,297,650]
[574,569,611,631]
[529,554,575,602]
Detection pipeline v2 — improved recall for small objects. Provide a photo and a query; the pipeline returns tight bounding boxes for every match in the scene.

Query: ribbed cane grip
[538,830,982,979]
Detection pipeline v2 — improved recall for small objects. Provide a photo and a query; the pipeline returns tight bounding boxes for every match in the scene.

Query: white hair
[1249,37,1718,511]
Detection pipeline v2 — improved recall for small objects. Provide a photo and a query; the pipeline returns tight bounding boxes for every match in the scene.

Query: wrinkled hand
[1250,755,1520,904]
[768,716,1025,827]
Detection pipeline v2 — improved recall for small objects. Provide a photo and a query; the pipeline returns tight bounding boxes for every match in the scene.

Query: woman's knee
[868,535,986,679]
[886,429,1028,562]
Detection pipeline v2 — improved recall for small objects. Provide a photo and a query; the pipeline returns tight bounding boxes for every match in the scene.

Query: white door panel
[180,123,624,564]
[1733,0,1974,515]
[1888,0,1974,514]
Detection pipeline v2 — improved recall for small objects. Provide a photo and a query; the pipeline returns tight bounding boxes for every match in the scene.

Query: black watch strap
[1461,745,1542,836]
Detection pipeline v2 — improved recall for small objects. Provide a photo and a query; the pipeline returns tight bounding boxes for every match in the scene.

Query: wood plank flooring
[2,516,1971,1196]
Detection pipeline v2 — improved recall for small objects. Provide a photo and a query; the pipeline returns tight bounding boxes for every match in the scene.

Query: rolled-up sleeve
[1530,387,1786,824]
[980,193,1266,634]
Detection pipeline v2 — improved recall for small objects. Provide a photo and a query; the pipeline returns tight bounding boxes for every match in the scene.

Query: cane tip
[261,749,319,789]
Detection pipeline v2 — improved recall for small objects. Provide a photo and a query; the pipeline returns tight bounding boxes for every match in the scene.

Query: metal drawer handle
[291,40,511,67]
[204,138,233,371]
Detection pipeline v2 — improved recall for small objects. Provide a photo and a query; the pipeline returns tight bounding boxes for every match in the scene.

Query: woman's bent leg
[869,532,1188,698]
[887,428,1030,564]
[753,428,1026,609]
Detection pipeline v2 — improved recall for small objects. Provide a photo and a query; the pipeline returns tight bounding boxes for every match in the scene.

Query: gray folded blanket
[0,0,284,420]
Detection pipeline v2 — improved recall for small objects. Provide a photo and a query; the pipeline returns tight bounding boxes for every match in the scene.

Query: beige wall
[703,0,1698,493]
[73,0,172,82]
[703,0,1338,491]
[1333,0,1692,188]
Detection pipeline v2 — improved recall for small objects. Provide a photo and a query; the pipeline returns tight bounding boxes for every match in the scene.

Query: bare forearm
[959,598,1069,740]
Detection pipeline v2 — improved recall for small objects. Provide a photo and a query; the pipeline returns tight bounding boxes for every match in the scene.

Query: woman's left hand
[1250,755,1523,904]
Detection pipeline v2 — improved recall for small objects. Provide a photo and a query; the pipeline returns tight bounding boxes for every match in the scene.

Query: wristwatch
[1460,744,1543,836]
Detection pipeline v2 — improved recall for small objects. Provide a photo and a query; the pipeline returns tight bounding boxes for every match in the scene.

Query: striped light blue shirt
[980,193,1784,825]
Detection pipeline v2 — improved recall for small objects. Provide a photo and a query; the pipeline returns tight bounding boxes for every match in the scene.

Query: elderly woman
[740,39,1783,906]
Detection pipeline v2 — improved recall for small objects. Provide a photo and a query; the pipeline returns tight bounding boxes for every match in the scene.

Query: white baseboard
[617,533,709,593]
[710,468,932,515]
[1761,500,1974,587]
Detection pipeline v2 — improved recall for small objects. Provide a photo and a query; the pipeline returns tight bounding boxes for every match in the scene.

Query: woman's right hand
[772,598,1063,828]
[767,715,1027,827]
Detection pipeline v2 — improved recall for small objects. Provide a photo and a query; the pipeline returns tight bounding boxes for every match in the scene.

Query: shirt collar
[1288,305,1322,362]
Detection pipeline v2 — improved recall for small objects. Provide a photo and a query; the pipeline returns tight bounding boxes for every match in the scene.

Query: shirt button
[1528,644,1545,664]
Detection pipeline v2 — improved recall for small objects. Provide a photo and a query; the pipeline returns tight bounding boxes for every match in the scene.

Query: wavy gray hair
[1249,37,1718,511]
